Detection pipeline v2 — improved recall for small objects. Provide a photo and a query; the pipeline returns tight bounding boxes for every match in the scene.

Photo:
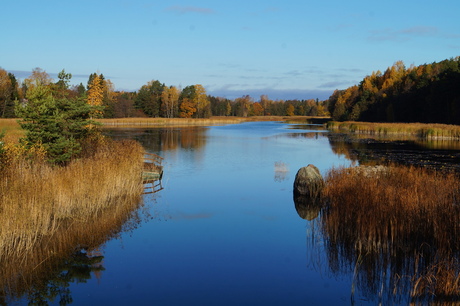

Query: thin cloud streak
[318,80,353,89]
[208,87,334,101]
[7,70,91,80]
[368,26,442,42]
[166,6,216,15]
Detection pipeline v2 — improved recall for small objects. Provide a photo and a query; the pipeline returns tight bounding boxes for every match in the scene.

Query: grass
[320,165,460,303]
[0,189,145,302]
[327,121,460,140]
[0,137,144,266]
[0,119,24,143]
[0,137,146,300]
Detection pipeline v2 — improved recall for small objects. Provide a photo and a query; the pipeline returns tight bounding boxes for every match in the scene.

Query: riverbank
[0,117,327,143]
[0,138,144,263]
[327,121,460,140]
[97,116,325,128]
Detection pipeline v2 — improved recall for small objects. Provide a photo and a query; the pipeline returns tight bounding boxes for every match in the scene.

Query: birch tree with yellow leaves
[161,86,180,118]
[193,84,210,118]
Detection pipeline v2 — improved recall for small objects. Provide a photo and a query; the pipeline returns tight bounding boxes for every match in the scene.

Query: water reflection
[296,174,460,304]
[25,250,104,306]
[327,133,460,171]
[105,126,208,154]
[274,161,289,182]
[293,195,321,221]
[2,194,147,305]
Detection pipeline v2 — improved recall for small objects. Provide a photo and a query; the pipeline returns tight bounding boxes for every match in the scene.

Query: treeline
[327,57,460,124]
[0,67,328,119]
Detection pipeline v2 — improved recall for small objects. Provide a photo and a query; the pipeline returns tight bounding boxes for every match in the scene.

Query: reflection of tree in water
[327,133,460,172]
[27,250,104,305]
[105,127,208,153]
[0,192,153,305]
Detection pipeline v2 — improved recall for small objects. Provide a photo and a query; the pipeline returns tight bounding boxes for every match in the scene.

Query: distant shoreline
[327,121,460,140]
[96,116,327,127]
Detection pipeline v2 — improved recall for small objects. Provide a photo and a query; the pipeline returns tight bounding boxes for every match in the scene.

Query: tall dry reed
[0,119,24,143]
[97,116,316,128]
[0,183,145,303]
[0,138,144,261]
[321,165,460,303]
[327,121,460,140]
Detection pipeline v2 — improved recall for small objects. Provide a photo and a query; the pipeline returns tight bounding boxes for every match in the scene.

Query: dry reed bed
[97,116,315,128]
[1,187,144,302]
[321,166,460,302]
[0,139,144,262]
[98,117,247,127]
[327,121,460,139]
[0,119,24,143]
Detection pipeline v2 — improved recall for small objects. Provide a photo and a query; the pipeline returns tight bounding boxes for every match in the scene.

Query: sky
[2,0,459,101]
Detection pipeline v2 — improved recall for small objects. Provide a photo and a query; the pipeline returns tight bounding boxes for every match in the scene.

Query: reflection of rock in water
[293,194,322,221]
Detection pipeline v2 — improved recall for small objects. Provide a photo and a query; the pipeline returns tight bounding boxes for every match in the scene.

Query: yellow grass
[97,116,322,128]
[0,119,24,143]
[321,165,460,303]
[0,137,148,301]
[327,121,460,140]
[0,138,144,262]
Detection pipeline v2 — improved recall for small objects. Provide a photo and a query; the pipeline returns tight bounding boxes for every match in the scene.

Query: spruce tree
[16,85,101,165]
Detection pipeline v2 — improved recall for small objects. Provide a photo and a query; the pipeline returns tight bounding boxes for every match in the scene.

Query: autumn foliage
[327,57,460,124]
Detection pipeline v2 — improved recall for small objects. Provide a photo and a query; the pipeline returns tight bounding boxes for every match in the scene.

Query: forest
[2,56,459,123]
[327,57,460,124]
[0,68,327,120]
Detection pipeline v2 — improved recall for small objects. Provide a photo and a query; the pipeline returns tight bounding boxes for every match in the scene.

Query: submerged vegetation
[311,165,460,303]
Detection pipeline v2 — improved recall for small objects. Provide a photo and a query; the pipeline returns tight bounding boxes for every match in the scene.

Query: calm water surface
[13,121,460,305]
[94,122,353,306]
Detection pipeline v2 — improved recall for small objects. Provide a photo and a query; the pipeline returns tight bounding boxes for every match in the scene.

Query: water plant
[319,165,460,303]
[327,121,460,140]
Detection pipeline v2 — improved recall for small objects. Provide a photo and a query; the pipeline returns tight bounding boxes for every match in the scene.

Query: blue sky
[2,0,459,100]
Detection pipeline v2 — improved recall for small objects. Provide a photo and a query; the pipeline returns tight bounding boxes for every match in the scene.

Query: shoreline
[327,121,460,140]
[96,116,324,128]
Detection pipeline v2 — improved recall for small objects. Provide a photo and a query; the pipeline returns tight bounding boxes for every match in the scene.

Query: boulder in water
[293,164,324,198]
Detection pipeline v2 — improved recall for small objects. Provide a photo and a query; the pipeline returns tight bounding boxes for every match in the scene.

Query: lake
[11,121,460,305]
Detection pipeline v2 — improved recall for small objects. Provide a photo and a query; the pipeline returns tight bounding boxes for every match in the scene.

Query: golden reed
[0,137,146,301]
[327,121,460,140]
[321,165,460,302]
[0,138,144,261]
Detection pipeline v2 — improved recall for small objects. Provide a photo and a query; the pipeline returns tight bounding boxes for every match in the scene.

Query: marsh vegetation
[304,165,460,303]
[0,137,145,303]
[327,121,460,140]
